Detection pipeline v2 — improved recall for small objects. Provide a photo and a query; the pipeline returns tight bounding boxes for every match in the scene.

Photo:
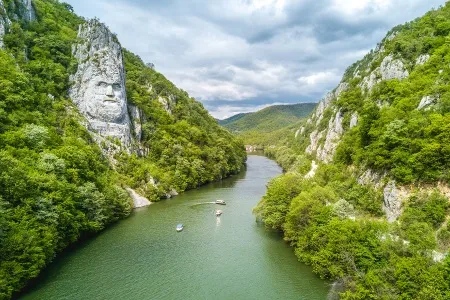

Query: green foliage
[400,192,449,229]
[120,50,246,197]
[220,103,316,136]
[253,173,304,230]
[254,3,450,298]
[334,4,450,185]
[0,0,246,298]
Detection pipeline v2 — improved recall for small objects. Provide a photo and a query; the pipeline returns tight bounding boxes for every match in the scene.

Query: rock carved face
[70,20,132,147]
[82,68,127,123]
[73,48,128,123]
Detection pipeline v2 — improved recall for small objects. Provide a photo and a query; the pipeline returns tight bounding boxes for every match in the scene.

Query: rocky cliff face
[296,27,448,224]
[0,0,35,48]
[70,19,141,151]
[0,0,10,48]
[69,19,150,207]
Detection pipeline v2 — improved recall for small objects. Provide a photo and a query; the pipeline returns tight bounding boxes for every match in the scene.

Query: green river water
[21,155,328,300]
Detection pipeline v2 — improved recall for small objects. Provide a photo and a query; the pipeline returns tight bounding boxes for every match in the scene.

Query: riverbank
[20,156,328,300]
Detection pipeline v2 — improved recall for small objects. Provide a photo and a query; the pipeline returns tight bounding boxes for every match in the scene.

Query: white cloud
[298,70,338,86]
[66,0,445,117]
[330,0,392,16]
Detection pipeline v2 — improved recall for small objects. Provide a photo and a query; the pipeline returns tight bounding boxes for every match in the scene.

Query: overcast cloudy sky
[66,0,445,119]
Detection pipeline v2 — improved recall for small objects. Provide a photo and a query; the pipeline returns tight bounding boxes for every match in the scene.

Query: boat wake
[189,202,216,207]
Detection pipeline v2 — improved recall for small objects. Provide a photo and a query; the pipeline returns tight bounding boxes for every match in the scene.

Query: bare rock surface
[305,160,318,179]
[418,95,438,110]
[126,188,151,208]
[360,54,409,92]
[349,112,358,129]
[0,1,9,48]
[416,54,430,66]
[317,110,344,162]
[70,19,134,148]
[305,130,324,155]
[383,181,409,223]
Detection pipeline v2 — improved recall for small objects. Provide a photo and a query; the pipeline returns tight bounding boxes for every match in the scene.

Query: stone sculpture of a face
[82,56,127,124]
[70,19,132,146]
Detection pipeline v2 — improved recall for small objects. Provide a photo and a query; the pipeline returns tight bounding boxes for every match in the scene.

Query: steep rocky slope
[255,3,450,299]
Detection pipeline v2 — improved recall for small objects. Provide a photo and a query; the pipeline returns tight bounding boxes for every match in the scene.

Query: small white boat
[215,200,226,205]
[215,210,223,217]
[176,224,184,232]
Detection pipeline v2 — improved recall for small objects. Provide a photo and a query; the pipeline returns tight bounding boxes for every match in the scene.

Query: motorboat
[215,210,223,217]
[176,223,184,232]
[215,200,226,205]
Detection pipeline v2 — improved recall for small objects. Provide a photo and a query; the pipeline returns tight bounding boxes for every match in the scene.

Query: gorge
[1,0,450,299]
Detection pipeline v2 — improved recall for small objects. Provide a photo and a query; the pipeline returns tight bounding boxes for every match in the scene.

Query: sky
[65,0,446,119]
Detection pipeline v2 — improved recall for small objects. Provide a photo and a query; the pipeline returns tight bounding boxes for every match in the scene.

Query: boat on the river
[176,224,184,232]
[215,200,226,205]
[215,210,223,217]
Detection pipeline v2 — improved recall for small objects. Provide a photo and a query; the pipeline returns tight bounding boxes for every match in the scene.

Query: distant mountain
[217,113,249,126]
[219,103,317,133]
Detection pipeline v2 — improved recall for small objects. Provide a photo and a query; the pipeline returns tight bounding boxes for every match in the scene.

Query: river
[20,155,328,300]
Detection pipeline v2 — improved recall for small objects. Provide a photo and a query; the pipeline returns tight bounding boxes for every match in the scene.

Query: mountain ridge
[219,103,317,133]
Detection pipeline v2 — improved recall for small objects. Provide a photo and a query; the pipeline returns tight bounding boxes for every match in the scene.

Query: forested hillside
[255,3,450,299]
[219,103,316,133]
[219,103,316,148]
[0,0,245,298]
[217,112,248,126]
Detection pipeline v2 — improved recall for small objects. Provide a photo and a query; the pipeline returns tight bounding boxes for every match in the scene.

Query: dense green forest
[117,50,246,199]
[0,0,245,298]
[217,112,247,126]
[255,3,450,299]
[219,103,316,147]
[219,103,316,133]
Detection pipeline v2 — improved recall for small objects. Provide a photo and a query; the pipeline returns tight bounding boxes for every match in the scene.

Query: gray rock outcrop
[380,55,409,81]
[360,54,409,92]
[0,0,36,48]
[317,110,344,162]
[304,160,318,179]
[158,96,174,114]
[0,0,10,48]
[417,95,438,110]
[383,181,407,223]
[416,54,430,66]
[349,112,358,129]
[358,168,385,189]
[70,19,135,149]
[305,129,324,155]
[21,0,35,22]
[360,71,379,92]
[432,250,447,263]
[126,188,151,208]
[335,82,349,98]
[313,92,334,126]
[128,104,143,142]
[295,126,305,138]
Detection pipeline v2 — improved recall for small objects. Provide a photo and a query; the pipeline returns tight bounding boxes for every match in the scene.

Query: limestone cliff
[69,19,149,207]
[0,0,10,48]
[70,19,141,151]
[295,24,449,224]
[0,0,35,48]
